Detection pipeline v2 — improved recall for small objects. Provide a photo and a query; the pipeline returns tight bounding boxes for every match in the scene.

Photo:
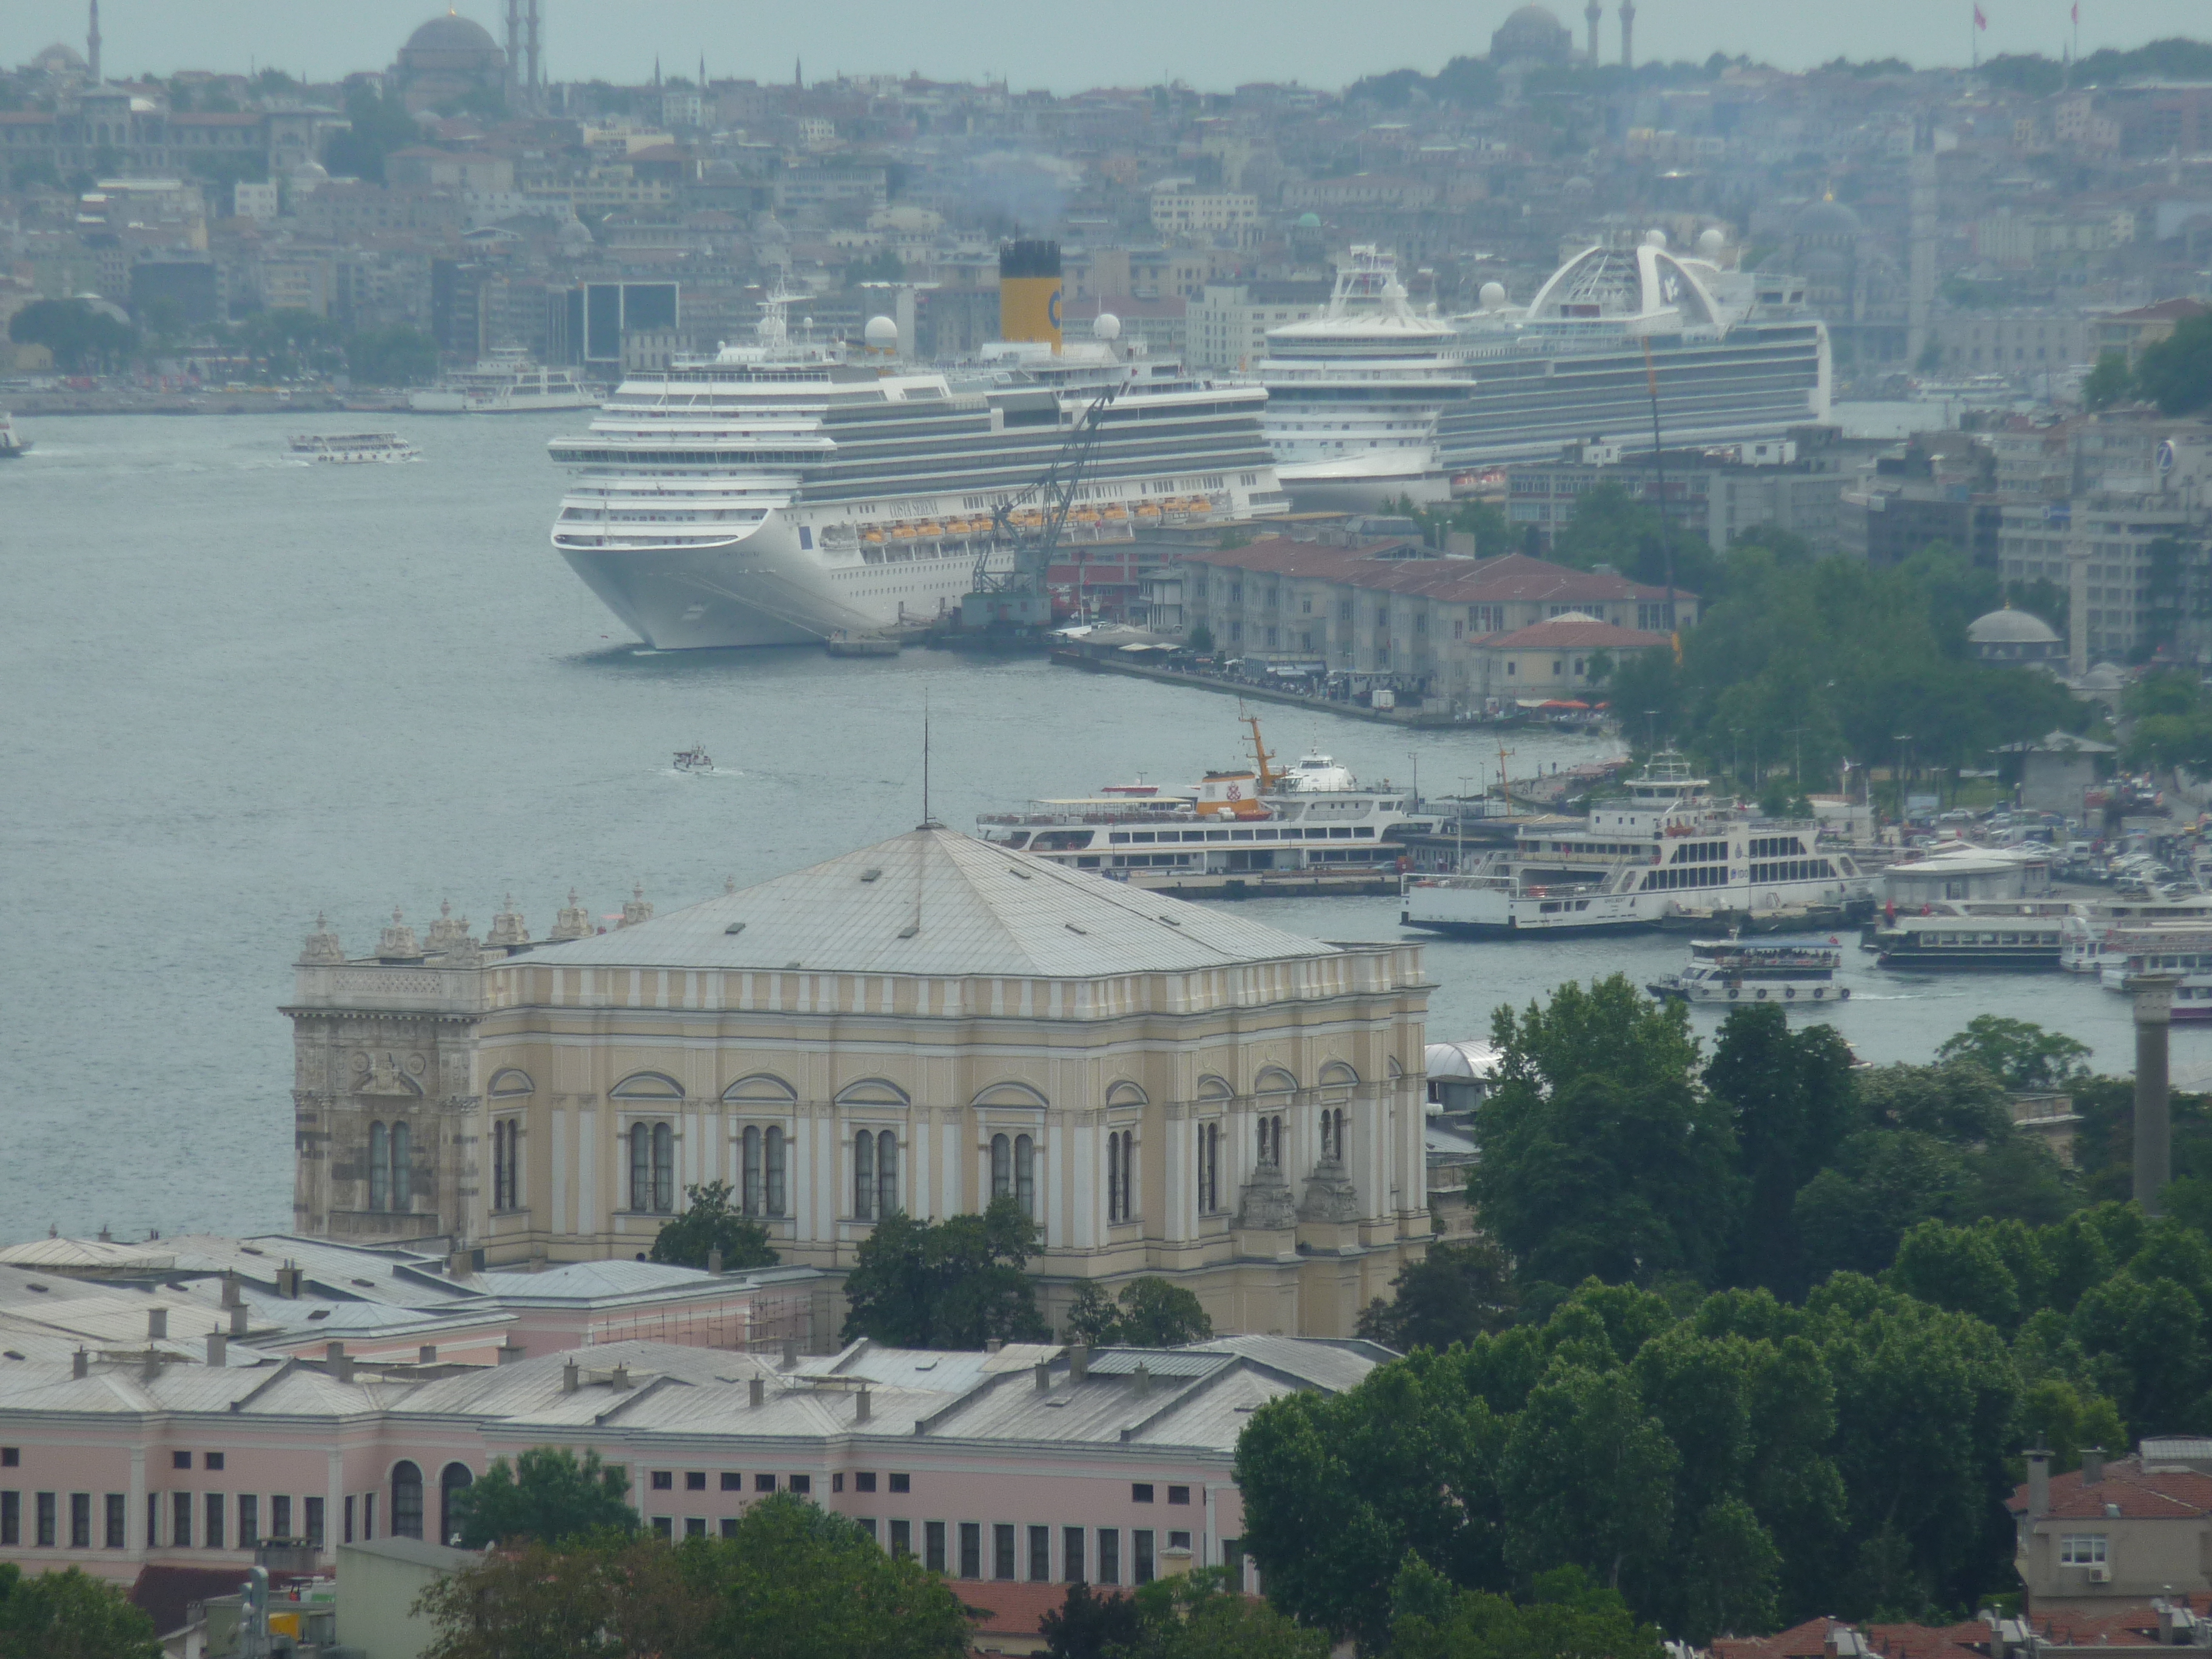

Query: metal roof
[512,828,1339,979]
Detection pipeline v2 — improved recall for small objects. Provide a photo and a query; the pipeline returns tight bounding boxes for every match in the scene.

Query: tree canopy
[8,300,138,374]
[649,1179,779,1271]
[448,1446,638,1547]
[1063,1278,1215,1347]
[0,1565,159,1659]
[839,1196,1050,1348]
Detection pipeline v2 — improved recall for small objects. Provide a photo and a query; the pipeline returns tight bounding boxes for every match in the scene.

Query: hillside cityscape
[9,5,2212,1659]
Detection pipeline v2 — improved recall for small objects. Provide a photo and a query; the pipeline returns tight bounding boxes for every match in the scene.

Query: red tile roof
[1713,1615,1834,1659]
[1482,617,1672,650]
[2109,299,2210,324]
[957,1580,1076,1637]
[2008,1457,2212,1521]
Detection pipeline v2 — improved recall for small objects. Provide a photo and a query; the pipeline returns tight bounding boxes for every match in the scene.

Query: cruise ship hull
[1273,452,1450,512]
[557,513,996,649]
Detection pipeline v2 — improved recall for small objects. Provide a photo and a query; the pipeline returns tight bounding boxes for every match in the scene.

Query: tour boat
[673,745,714,773]
[1868,900,2072,967]
[1648,938,1849,1006]
[287,432,420,464]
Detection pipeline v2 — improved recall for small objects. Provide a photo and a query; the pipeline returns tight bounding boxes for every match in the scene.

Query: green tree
[0,1565,160,1659]
[1064,1282,1123,1345]
[415,1537,692,1659]
[1937,1016,2091,1092]
[238,307,345,380]
[1706,1006,1858,1296]
[1125,1567,1329,1659]
[448,1446,637,1547]
[1113,1278,1214,1346]
[1187,623,1215,654]
[839,1197,1049,1348]
[2080,351,2134,411]
[346,325,440,386]
[648,1179,778,1271]
[1040,1582,1144,1659]
[1499,1364,1678,1592]
[8,300,138,374]
[1679,1496,1781,1643]
[325,82,424,182]
[2134,315,2212,416]
[1357,1239,1518,1352]
[1387,1560,1666,1659]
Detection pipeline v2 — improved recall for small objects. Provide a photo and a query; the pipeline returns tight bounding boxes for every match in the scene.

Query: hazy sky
[3,0,2200,95]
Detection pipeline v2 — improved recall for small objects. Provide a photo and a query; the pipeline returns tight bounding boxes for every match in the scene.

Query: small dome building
[1968,605,2063,669]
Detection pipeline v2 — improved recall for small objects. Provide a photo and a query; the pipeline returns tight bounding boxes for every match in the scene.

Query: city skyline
[1,0,2201,96]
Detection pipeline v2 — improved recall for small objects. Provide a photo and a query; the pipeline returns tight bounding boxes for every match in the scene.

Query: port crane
[957,380,1124,632]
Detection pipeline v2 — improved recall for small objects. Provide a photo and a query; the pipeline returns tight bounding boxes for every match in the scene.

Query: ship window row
[1640,866,1729,892]
[1747,836,1809,859]
[1923,932,2062,947]
[1669,840,1728,864]
[1108,827,1374,843]
[1749,860,1835,883]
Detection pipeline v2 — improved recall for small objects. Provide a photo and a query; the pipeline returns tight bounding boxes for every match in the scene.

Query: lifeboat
[1073,508,1101,526]
[1134,501,1162,519]
[889,521,917,538]
[1103,504,1130,522]
[862,527,885,544]
[915,520,943,537]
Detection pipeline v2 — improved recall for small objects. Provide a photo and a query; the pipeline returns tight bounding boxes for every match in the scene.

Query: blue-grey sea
[0,414,2173,1244]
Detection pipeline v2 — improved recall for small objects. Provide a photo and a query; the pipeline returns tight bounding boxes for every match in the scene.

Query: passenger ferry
[412,349,594,414]
[287,432,419,463]
[976,719,1432,889]
[1648,939,1849,1006]
[2096,928,2212,991]
[1868,900,2073,967]
[2059,894,2212,973]
[1398,753,1871,936]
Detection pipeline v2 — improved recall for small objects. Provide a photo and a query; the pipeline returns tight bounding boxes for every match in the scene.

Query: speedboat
[674,745,714,773]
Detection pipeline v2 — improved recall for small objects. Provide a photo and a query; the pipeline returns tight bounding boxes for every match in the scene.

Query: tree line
[8,297,439,386]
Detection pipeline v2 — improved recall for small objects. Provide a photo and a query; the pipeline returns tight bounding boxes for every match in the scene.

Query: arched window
[1257,1114,1283,1169]
[1196,1123,1220,1214]
[488,1068,535,1098]
[652,1122,674,1213]
[1105,1082,1148,1108]
[629,1122,652,1212]
[492,1119,521,1211]
[743,1125,764,1216]
[1108,1130,1136,1223]
[854,1129,876,1220]
[765,1127,786,1217]
[1321,1107,1346,1164]
[391,1122,412,1210]
[724,1073,797,1105]
[875,1129,899,1219]
[367,1122,389,1212]
[991,1133,1011,1200]
[612,1072,684,1101]
[438,1463,473,1549]
[1319,1061,1359,1088]
[1014,1134,1035,1220]
[391,1461,423,1541]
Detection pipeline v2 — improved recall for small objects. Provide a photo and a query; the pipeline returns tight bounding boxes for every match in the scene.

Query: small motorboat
[674,745,714,773]
[0,413,30,458]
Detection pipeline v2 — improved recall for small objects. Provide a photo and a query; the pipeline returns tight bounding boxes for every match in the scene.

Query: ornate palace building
[286,827,1434,1338]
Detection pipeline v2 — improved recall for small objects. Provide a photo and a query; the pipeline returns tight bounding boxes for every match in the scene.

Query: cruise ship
[1398,753,1872,936]
[1255,247,1475,511]
[548,297,1288,649]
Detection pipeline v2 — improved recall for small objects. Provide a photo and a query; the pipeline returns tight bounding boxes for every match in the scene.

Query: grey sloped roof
[514,829,1338,979]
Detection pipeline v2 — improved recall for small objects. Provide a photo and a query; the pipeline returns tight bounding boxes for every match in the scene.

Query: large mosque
[389,9,508,113]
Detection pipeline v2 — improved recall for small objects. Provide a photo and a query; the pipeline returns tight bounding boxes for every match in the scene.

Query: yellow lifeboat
[862,527,885,543]
[889,521,917,539]
[1103,503,1129,522]
[1134,500,1162,520]
[1073,508,1101,525]
[916,520,943,538]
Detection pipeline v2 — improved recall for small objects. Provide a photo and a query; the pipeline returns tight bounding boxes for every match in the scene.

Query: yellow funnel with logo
[999,239,1062,352]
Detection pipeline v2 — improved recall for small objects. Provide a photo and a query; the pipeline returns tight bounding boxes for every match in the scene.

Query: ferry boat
[1648,939,1849,1006]
[1255,247,1473,510]
[412,350,595,414]
[2096,928,2212,991]
[976,719,1432,888]
[2059,894,2212,973]
[0,412,28,458]
[546,286,1286,649]
[1398,753,1872,937]
[287,432,419,464]
[1868,900,2073,967]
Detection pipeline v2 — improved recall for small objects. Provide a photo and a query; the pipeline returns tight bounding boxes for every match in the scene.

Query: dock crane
[957,380,1124,634]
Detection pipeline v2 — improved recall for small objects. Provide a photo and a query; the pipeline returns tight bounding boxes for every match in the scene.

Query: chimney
[856,1386,872,1423]
[561,1359,579,1395]
[749,1376,766,1408]
[447,1250,472,1278]
[147,1308,168,1341]
[610,1365,631,1392]
[2028,1449,2052,1519]
[2083,1446,2106,1484]
[418,1344,438,1366]
[497,1342,522,1366]
[329,1344,354,1384]
[2132,974,2177,1214]
[986,1338,1002,1355]
[780,1339,798,1371]
[708,1247,723,1274]
[229,1306,247,1337]
[1131,1360,1153,1397]
[1034,1361,1052,1395]
[72,1348,88,1379]
[206,1331,227,1368]
[275,1264,302,1299]
[220,1273,241,1309]
[1068,1342,1090,1382]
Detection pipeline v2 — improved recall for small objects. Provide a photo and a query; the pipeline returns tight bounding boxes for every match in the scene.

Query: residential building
[284,830,1435,1338]
[2094,300,2211,368]
[1147,183,1261,245]
[1925,308,2092,376]
[1467,614,1674,705]
[1184,280,1329,372]
[2011,1441,2212,1609]
[1509,432,1862,557]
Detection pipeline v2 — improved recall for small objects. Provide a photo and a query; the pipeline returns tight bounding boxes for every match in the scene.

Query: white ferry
[546,275,1286,649]
[1398,753,1871,937]
[2096,928,2212,991]
[412,350,595,414]
[1868,900,2073,967]
[976,719,1432,889]
[1649,939,1849,1006]
[287,432,419,464]
[2059,895,2212,973]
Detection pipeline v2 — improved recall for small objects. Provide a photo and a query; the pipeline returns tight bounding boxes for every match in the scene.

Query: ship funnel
[999,239,1062,352]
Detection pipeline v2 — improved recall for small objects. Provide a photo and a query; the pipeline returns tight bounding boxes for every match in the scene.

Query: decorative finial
[301,913,346,965]
[726,875,737,894]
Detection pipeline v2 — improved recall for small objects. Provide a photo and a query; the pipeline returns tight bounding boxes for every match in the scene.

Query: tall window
[1196,1124,1220,1213]
[492,1119,520,1211]
[991,1133,1011,1200]
[991,1133,1037,1219]
[1257,1114,1283,1168]
[1108,1130,1136,1223]
[631,1123,675,1214]
[741,1126,789,1218]
[1320,1107,1345,1162]
[369,1122,389,1211]
[631,1123,652,1212]
[391,1461,423,1541]
[856,1130,899,1220]
[652,1122,674,1212]
[438,1464,472,1547]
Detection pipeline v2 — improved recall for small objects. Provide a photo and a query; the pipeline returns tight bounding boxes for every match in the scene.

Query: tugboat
[0,413,30,459]
[673,745,714,774]
[1648,937,1851,1005]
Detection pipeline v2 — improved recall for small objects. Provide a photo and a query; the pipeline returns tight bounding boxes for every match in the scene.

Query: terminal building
[285,826,1435,1340]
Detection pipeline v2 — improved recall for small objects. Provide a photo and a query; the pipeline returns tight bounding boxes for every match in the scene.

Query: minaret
[87,0,101,83]
[1585,0,1602,65]
[504,0,521,105]
[1620,0,1636,69]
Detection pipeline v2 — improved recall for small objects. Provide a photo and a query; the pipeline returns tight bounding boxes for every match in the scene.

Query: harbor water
[0,414,2177,1242]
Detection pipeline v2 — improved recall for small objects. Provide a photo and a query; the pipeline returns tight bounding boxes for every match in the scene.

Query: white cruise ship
[1399,753,1872,936]
[548,297,1288,649]
[1256,247,1476,511]
[411,349,595,414]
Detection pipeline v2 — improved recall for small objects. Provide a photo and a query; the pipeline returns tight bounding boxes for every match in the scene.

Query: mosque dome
[1793,198,1862,240]
[403,13,500,56]
[1296,212,1322,229]
[1490,4,1573,64]
[1968,606,2059,648]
